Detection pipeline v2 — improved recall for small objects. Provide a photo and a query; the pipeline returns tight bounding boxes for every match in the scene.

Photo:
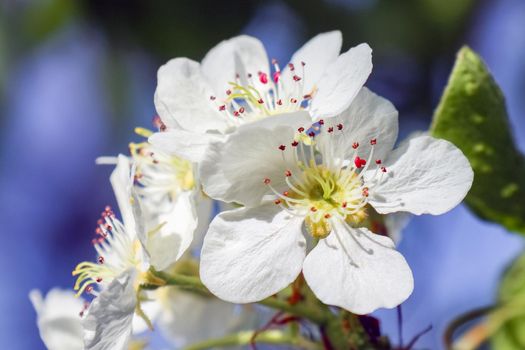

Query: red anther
[98,256,105,264]
[310,207,318,212]
[210,95,216,100]
[258,72,268,84]
[273,71,281,83]
[293,75,301,82]
[285,170,292,177]
[226,89,232,96]
[288,63,295,71]
[239,107,245,113]
[318,119,324,125]
[263,178,271,185]
[257,98,264,104]
[278,144,286,151]
[277,99,283,106]
[298,127,305,133]
[79,311,84,317]
[291,140,299,147]
[95,227,102,235]
[301,61,306,66]
[290,98,298,103]
[91,238,98,245]
[247,73,253,78]
[96,277,103,283]
[381,166,387,173]
[233,111,240,117]
[274,199,282,205]
[153,159,159,164]
[160,123,167,132]
[352,142,359,149]
[370,138,377,145]
[308,131,315,137]
[376,159,382,164]
[97,219,103,225]
[219,105,226,111]
[354,156,367,168]
[324,213,331,219]
[86,286,94,294]
[328,127,334,133]
[337,123,343,130]
[283,191,289,197]
[271,58,278,65]
[105,206,111,212]
[362,187,369,197]
[303,94,312,99]
[342,202,347,208]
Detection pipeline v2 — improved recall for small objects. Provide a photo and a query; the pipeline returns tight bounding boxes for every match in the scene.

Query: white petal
[190,194,215,252]
[147,190,198,271]
[281,31,342,95]
[366,135,474,215]
[200,111,311,207]
[83,270,137,350]
[202,35,269,99]
[29,289,84,350]
[303,223,413,314]
[110,155,135,235]
[317,87,398,163]
[200,204,306,303]
[154,58,231,133]
[149,129,224,164]
[310,43,373,119]
[157,289,257,347]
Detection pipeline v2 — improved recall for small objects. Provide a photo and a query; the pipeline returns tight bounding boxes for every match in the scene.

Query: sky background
[1,0,525,349]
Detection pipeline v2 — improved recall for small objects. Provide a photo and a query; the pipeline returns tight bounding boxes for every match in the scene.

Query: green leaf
[491,253,525,349]
[430,46,525,234]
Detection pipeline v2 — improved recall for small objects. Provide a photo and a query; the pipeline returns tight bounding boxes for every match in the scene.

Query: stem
[149,270,331,325]
[183,330,322,350]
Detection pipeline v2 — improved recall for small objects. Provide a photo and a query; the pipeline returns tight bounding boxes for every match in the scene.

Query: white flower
[149,31,372,163]
[198,88,474,314]
[29,288,85,350]
[73,155,193,350]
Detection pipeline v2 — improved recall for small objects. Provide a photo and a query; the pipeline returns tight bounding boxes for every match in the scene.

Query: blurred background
[1,0,525,349]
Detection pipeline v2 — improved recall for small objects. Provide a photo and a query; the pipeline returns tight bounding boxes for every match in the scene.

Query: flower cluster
[31,31,473,349]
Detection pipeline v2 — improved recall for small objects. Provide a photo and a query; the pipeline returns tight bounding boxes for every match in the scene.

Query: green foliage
[490,253,525,349]
[430,47,525,234]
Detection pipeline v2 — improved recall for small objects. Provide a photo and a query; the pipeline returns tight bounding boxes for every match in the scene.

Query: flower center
[72,206,141,297]
[264,123,388,239]
[210,60,314,122]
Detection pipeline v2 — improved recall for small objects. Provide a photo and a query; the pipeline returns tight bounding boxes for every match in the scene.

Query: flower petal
[303,222,413,314]
[366,135,474,215]
[200,204,306,303]
[147,190,198,271]
[281,31,342,96]
[317,87,398,163]
[29,289,84,350]
[83,270,137,350]
[200,111,311,207]
[154,58,231,133]
[310,43,373,119]
[149,129,224,163]
[202,35,270,98]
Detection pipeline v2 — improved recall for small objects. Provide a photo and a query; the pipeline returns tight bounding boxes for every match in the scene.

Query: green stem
[149,270,331,325]
[182,330,322,350]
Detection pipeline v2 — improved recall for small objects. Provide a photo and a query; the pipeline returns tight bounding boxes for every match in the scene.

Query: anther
[264,178,271,185]
[303,94,312,100]
[318,119,324,125]
[381,167,387,173]
[210,95,216,100]
[337,124,343,131]
[288,63,295,71]
[293,75,301,82]
[258,72,268,84]
[375,159,382,164]
[328,127,334,133]
[233,111,240,117]
[352,142,359,149]
[310,207,318,212]
[226,89,232,95]
[362,187,369,197]
[96,277,103,283]
[301,61,306,66]
[273,71,280,83]
[298,127,305,133]
[271,58,278,65]
[277,99,283,106]
[98,256,105,264]
[257,98,264,104]
[285,170,292,177]
[290,98,298,103]
[354,156,367,168]
[239,107,245,113]
[274,199,282,205]
[283,191,289,196]
[219,105,226,111]
[86,286,94,294]
[278,145,286,151]
[370,138,377,145]
[291,140,299,147]
[308,131,315,138]
[324,213,331,219]
[342,202,347,208]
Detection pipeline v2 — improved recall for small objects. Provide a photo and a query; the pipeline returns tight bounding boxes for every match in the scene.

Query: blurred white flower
[198,88,474,314]
[29,288,85,350]
[149,31,372,163]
